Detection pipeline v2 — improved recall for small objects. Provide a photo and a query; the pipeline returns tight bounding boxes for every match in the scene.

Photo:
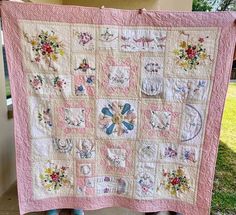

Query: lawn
[5,78,11,99]
[211,82,236,214]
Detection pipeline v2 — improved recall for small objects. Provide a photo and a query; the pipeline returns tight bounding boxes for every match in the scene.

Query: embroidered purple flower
[76,32,93,46]
[98,101,136,136]
[164,147,177,158]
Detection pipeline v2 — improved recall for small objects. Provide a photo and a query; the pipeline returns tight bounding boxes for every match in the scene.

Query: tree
[217,0,236,11]
[192,0,213,11]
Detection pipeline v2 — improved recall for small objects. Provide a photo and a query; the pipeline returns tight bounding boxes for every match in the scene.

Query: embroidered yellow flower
[200,52,207,60]
[45,168,52,174]
[31,40,37,46]
[173,36,209,71]
[49,35,58,42]
[40,163,71,191]
[179,41,187,49]
[179,61,188,69]
[173,49,180,55]
[24,30,65,72]
[59,49,64,56]
[51,53,58,61]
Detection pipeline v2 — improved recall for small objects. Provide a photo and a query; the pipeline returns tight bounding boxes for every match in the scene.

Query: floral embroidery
[53,138,73,153]
[53,76,67,92]
[64,108,85,128]
[181,148,196,163]
[138,141,158,162]
[76,139,95,159]
[30,75,43,90]
[40,162,71,191]
[137,173,155,196]
[98,101,136,136]
[173,35,209,71]
[86,75,95,84]
[38,108,53,128]
[24,30,64,71]
[108,66,130,88]
[75,85,86,95]
[100,28,118,42]
[75,32,93,46]
[167,79,208,102]
[74,58,96,72]
[161,167,190,196]
[162,146,178,159]
[74,75,95,96]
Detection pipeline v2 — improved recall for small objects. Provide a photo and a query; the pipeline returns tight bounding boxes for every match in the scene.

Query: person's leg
[46,209,59,215]
[72,208,84,215]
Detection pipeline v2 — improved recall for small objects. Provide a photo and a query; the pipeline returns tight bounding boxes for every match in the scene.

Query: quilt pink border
[2,2,236,214]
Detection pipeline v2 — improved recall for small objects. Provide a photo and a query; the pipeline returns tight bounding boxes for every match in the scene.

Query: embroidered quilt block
[2,2,236,215]
[22,20,217,202]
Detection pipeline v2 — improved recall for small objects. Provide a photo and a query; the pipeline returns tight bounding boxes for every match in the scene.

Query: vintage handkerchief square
[140,100,182,141]
[28,96,54,138]
[20,21,70,73]
[32,160,74,200]
[98,52,140,98]
[97,139,135,176]
[155,164,198,204]
[32,138,74,161]
[141,55,164,98]
[97,26,119,50]
[165,28,219,79]
[71,24,96,52]
[54,99,95,137]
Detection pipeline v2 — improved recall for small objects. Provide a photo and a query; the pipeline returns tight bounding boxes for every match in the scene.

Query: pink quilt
[2,2,236,215]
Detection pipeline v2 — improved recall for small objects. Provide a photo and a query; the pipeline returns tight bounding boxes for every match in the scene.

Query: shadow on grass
[211,141,236,214]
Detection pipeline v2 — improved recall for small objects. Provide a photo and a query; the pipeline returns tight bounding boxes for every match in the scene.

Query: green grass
[5,78,11,99]
[211,83,236,214]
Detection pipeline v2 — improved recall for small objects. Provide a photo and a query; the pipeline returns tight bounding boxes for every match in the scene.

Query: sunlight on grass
[212,82,236,214]
[220,82,236,152]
